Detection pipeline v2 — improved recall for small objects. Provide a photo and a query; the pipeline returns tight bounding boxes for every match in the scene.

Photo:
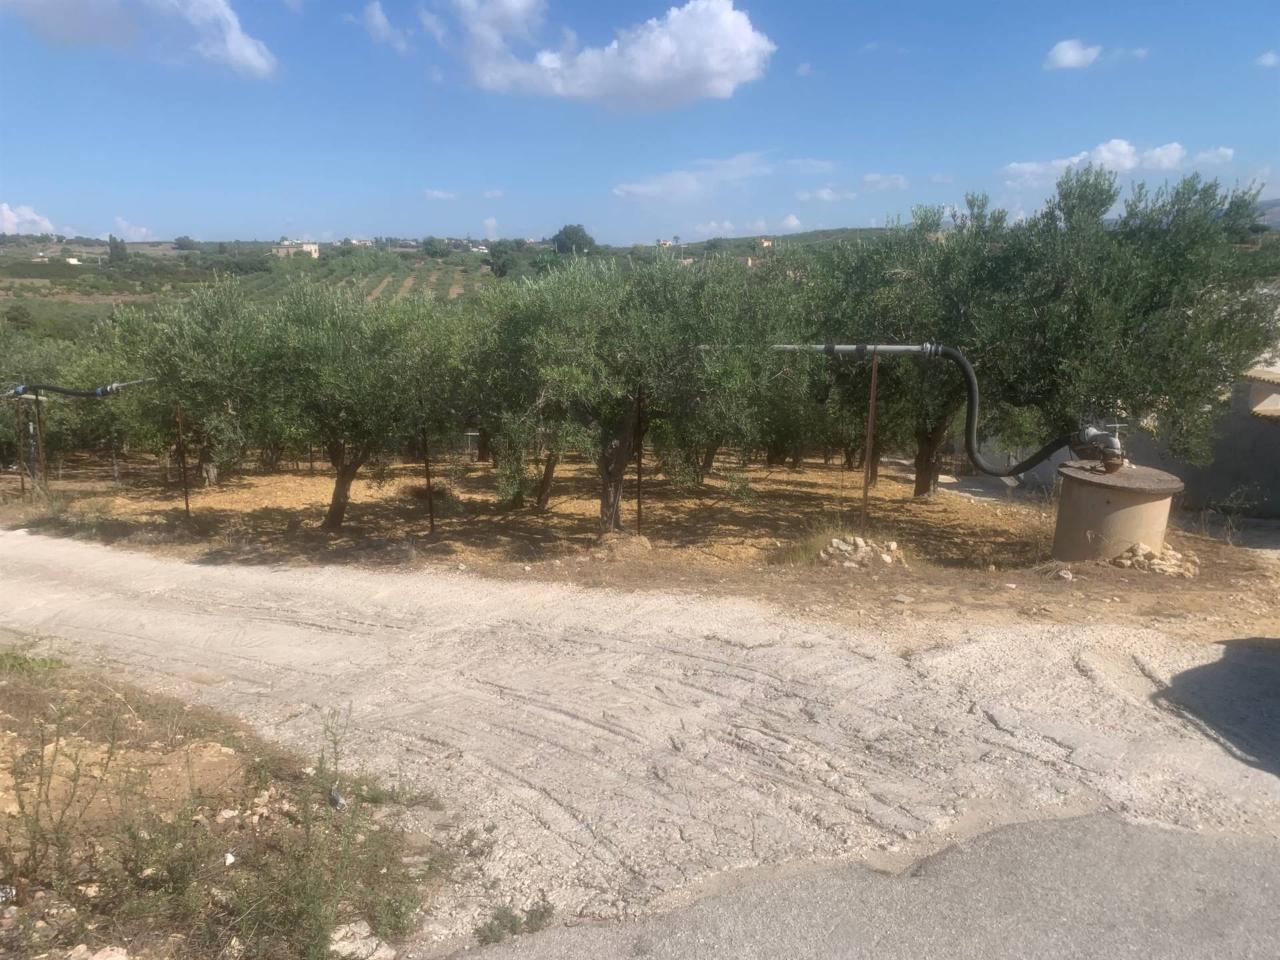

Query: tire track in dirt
[395,274,416,300]
[0,529,1276,952]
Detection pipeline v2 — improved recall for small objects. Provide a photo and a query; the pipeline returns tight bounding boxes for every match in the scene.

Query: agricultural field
[0,237,495,342]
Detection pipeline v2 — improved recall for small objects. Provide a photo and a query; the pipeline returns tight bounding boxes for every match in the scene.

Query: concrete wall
[1125,383,1280,517]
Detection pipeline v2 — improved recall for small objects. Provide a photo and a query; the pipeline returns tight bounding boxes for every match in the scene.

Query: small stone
[892,594,913,604]
[1113,558,1133,568]
[224,852,236,867]
[89,949,129,960]
[1054,569,1073,581]
[854,537,867,550]
[65,946,92,960]
[842,561,859,569]
[523,565,532,572]
[879,553,893,565]
[216,809,238,823]
[887,541,899,552]
[1004,583,1018,590]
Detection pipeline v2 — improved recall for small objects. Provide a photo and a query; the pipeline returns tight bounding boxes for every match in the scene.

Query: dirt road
[1,529,1277,953]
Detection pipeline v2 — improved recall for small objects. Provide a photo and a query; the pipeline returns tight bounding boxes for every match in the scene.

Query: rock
[1054,569,1073,581]
[1113,557,1132,568]
[879,553,893,565]
[1131,542,1151,557]
[1004,583,1018,590]
[65,947,92,960]
[892,594,913,604]
[841,561,859,569]
[853,537,867,550]
[818,548,831,563]
[224,852,236,867]
[89,949,129,960]
[330,920,396,960]
[886,541,899,552]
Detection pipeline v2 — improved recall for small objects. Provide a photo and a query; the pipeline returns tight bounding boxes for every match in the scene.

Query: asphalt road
[453,814,1280,960]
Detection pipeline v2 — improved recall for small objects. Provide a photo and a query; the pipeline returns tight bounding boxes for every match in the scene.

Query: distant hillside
[1258,199,1280,229]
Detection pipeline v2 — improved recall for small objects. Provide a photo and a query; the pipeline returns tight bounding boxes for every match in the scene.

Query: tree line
[3,169,1277,531]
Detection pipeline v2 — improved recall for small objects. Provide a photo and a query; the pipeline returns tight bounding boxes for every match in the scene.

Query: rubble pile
[1110,541,1199,578]
[819,536,903,570]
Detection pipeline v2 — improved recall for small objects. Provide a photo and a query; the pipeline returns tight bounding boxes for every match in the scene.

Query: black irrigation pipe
[3,378,154,400]
[769,343,1084,478]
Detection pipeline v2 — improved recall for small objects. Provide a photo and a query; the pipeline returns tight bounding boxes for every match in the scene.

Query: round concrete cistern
[1051,460,1185,563]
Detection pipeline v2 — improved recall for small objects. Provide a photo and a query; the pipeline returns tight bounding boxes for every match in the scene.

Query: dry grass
[0,641,451,960]
[0,453,1055,570]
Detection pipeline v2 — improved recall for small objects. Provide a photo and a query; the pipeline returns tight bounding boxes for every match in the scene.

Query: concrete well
[1051,460,1185,562]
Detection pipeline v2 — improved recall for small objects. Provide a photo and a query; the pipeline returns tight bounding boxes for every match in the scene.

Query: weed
[474,892,554,945]
[0,651,64,675]
[0,658,448,959]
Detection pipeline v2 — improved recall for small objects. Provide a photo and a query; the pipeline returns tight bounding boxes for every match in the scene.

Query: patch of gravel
[1,530,1276,955]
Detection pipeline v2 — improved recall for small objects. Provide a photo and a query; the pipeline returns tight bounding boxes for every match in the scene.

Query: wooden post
[421,429,435,534]
[175,405,192,519]
[861,353,880,534]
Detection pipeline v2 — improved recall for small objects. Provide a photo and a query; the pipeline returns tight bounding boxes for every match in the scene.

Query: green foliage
[107,234,128,264]
[174,236,198,251]
[550,224,596,255]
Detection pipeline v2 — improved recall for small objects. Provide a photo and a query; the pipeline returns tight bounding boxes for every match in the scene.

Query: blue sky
[2,0,1277,245]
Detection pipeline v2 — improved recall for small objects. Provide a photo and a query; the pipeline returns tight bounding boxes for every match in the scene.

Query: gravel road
[1,529,1276,953]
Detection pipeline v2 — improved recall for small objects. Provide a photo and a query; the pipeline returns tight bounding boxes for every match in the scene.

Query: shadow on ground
[1156,637,1280,778]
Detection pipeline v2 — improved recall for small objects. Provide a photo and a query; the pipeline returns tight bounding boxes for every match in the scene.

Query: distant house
[757,237,773,249]
[657,239,673,248]
[65,257,82,265]
[349,239,373,247]
[271,241,320,259]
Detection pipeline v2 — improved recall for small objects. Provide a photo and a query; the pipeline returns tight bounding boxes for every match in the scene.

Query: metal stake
[635,387,644,533]
[861,353,880,534]
[175,405,192,519]
[421,429,435,534]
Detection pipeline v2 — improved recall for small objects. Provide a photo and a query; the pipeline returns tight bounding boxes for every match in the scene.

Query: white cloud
[1255,50,1279,68]
[862,172,908,191]
[482,215,498,239]
[281,0,303,12]
[424,188,456,199]
[746,218,766,233]
[1044,38,1101,70]
[695,219,734,235]
[0,202,56,235]
[451,0,774,108]
[796,186,856,202]
[930,173,954,184]
[1195,146,1235,165]
[113,215,152,241]
[779,213,801,231]
[418,7,447,45]
[358,2,410,54]
[143,0,277,77]
[1002,138,1207,186]
[795,61,811,77]
[483,188,505,199]
[613,152,771,200]
[1140,142,1186,170]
